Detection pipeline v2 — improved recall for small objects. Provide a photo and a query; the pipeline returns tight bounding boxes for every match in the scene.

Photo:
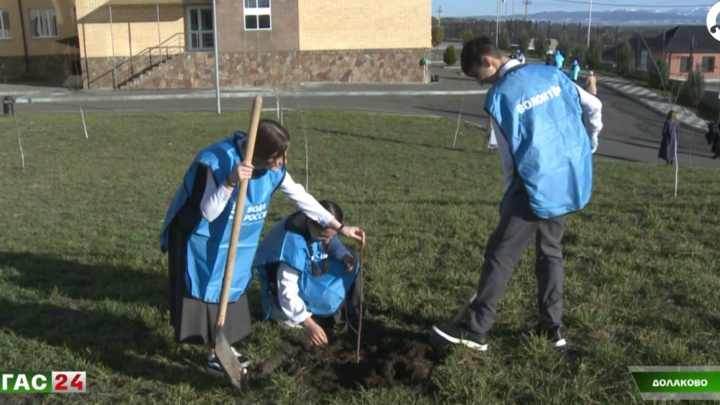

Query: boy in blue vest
[160,119,365,376]
[432,36,603,351]
[253,200,364,346]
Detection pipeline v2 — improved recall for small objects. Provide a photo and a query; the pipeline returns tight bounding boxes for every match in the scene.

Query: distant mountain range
[462,8,708,26]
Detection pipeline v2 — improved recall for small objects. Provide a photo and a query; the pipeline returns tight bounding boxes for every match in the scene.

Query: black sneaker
[521,325,567,349]
[431,323,489,351]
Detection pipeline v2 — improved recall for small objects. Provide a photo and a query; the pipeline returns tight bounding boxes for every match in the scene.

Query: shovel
[213,95,263,395]
[429,291,478,356]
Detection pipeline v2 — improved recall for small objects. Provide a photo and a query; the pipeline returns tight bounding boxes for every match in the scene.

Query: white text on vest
[516,86,562,114]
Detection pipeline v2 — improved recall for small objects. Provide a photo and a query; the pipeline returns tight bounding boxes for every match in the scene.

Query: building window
[0,10,11,39]
[702,56,715,73]
[187,7,214,51]
[680,56,692,73]
[244,0,270,30]
[29,9,58,38]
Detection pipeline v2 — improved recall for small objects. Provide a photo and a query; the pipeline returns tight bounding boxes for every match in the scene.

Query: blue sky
[432,0,701,17]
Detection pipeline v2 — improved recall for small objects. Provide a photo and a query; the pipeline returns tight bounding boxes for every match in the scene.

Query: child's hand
[226,162,254,187]
[342,254,358,272]
[341,226,365,246]
[302,318,328,346]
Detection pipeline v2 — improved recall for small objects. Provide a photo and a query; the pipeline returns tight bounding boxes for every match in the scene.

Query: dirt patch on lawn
[250,320,438,396]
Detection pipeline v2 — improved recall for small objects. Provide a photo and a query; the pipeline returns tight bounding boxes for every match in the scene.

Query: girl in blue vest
[571,59,581,82]
[160,119,365,376]
[554,49,565,69]
[253,200,364,346]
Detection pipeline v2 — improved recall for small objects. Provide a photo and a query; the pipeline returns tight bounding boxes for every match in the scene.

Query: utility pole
[523,0,531,21]
[496,0,500,46]
[436,5,443,26]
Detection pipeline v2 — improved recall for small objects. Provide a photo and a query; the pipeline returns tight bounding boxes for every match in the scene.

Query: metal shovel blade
[214,324,245,395]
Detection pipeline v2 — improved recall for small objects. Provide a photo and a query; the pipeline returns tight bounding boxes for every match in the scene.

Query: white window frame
[0,10,11,39]
[243,0,271,31]
[28,8,58,38]
[186,6,214,51]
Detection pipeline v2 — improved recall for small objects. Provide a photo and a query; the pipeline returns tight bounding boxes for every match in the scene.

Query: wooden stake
[356,129,370,363]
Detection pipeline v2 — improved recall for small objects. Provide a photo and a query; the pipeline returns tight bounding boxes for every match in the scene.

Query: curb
[596,79,707,131]
[13,89,489,104]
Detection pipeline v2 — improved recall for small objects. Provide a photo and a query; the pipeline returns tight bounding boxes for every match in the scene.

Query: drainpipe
[17,0,30,72]
[109,5,116,89]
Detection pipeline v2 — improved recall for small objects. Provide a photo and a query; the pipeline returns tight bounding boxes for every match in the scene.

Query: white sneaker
[206,350,251,377]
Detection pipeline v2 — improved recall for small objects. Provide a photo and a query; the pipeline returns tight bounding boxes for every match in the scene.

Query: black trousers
[465,178,567,335]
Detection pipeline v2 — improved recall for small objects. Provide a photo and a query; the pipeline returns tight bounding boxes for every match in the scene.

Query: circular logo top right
[707,1,720,41]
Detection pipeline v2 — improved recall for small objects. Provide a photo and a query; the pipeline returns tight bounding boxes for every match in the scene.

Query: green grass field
[1,110,719,404]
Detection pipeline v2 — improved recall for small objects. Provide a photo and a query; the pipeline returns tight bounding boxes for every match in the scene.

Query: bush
[535,31,548,58]
[616,40,635,77]
[572,46,586,69]
[443,45,458,66]
[499,29,510,50]
[519,29,530,54]
[586,38,603,70]
[432,25,444,48]
[648,58,670,90]
[462,28,474,45]
[683,68,706,108]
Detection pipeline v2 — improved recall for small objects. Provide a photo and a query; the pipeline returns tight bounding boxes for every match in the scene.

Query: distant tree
[557,35,572,60]
[432,25,444,48]
[535,31,548,58]
[586,38,603,70]
[462,28,474,45]
[443,45,458,66]
[519,29,530,54]
[683,68,705,108]
[572,45,586,69]
[499,29,510,50]
[648,58,670,90]
[616,40,635,77]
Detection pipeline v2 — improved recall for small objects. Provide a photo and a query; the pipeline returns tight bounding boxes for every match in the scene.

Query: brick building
[601,25,720,82]
[0,0,80,82]
[75,0,432,90]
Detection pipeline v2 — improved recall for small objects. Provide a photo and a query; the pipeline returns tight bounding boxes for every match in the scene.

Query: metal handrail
[91,32,185,89]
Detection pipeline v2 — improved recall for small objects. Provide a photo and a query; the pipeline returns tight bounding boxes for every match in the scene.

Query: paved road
[9,67,719,168]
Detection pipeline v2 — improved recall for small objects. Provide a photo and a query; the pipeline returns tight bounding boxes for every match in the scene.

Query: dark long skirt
[168,220,252,346]
[658,122,678,162]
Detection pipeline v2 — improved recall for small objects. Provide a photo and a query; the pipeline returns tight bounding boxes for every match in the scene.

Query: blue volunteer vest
[555,53,564,69]
[159,132,286,303]
[485,63,593,219]
[571,65,580,80]
[253,216,360,319]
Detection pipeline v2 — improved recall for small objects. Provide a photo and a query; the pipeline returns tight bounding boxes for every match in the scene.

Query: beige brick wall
[0,0,79,57]
[76,1,184,58]
[297,0,430,51]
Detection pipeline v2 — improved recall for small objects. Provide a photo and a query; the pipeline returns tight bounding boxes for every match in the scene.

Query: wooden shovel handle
[451,291,478,325]
[216,96,263,327]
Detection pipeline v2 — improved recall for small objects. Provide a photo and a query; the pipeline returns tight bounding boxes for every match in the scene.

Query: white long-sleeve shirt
[277,236,352,324]
[197,138,335,226]
[491,58,604,190]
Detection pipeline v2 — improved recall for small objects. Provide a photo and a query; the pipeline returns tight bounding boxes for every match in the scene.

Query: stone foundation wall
[0,55,75,81]
[84,48,431,90]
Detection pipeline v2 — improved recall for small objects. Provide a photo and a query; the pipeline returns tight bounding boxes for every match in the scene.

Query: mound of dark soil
[250,320,438,396]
